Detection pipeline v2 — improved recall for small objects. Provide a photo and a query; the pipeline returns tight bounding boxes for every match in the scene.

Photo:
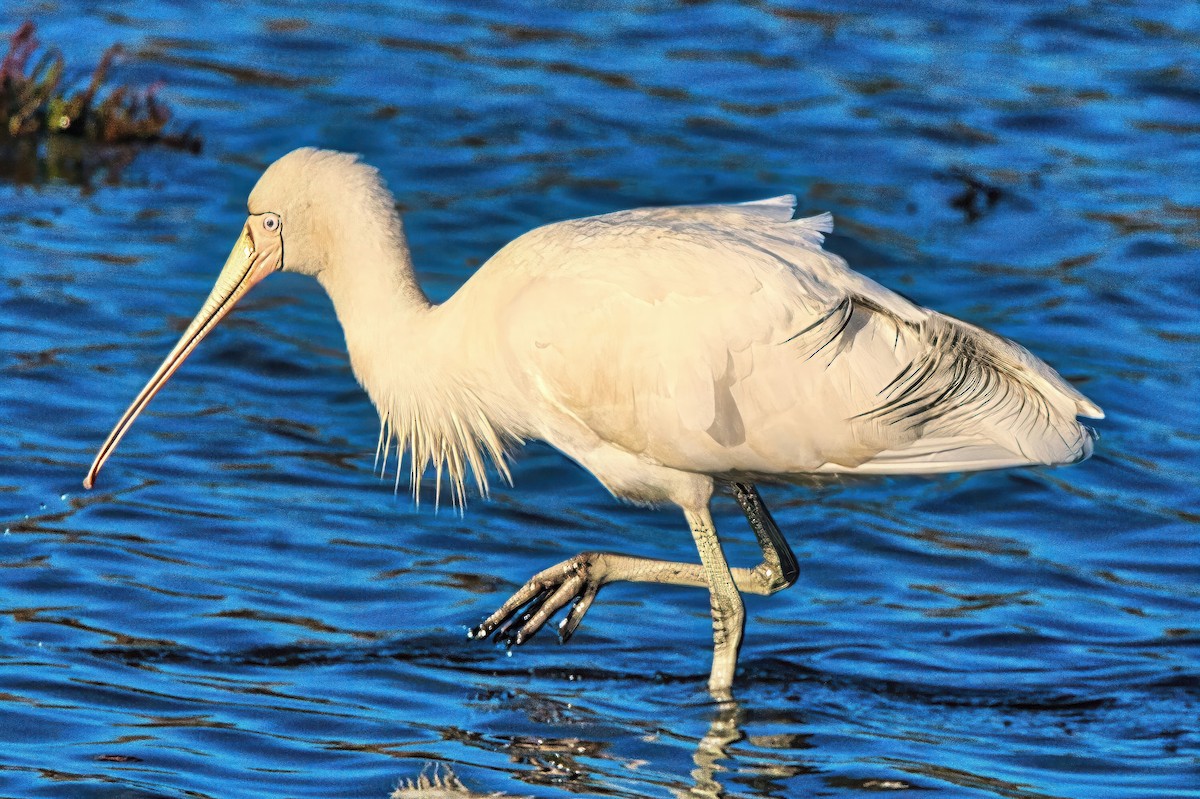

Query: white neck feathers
[314,181,512,507]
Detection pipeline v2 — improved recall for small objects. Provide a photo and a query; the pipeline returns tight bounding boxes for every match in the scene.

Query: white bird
[84,148,1103,698]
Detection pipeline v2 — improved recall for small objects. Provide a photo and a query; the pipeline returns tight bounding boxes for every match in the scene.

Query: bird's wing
[486,198,1101,479]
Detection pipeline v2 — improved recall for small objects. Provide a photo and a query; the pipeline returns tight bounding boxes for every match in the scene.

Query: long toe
[511,573,587,644]
[470,576,550,640]
[557,584,599,644]
[469,553,609,646]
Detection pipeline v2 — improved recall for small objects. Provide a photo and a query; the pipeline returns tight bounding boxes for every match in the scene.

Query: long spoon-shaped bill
[83,219,281,489]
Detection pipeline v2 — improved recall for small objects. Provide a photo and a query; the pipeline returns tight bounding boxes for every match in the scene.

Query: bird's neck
[317,217,430,407]
[317,223,512,504]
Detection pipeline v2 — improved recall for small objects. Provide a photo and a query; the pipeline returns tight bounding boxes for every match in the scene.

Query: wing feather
[480,198,1101,480]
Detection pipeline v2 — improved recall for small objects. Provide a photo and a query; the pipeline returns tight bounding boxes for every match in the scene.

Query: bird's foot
[468,552,610,646]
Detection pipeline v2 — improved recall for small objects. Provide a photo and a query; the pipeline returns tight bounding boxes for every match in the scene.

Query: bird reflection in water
[402,695,813,798]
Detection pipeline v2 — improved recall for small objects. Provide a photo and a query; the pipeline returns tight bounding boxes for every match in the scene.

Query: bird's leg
[470,484,797,693]
[686,505,745,698]
[730,481,799,594]
[470,549,785,646]
[469,550,712,646]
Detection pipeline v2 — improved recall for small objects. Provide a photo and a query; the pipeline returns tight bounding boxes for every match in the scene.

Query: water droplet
[39,503,46,510]
[60,493,69,501]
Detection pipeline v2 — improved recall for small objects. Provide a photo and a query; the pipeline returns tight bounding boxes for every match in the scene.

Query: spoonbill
[84,148,1103,697]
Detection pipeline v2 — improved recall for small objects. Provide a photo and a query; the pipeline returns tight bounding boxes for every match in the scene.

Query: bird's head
[247,147,401,279]
[83,147,397,489]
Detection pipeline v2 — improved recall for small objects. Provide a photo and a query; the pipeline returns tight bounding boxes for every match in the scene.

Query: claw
[471,553,609,649]
[496,586,551,643]
[557,584,598,644]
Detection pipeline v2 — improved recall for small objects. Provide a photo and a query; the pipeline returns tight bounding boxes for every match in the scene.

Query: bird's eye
[262,214,280,232]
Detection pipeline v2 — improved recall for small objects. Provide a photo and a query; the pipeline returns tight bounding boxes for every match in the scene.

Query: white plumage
[467,195,1100,486]
[84,148,1102,697]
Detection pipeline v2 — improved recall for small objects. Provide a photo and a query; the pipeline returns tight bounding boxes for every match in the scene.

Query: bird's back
[458,197,1102,484]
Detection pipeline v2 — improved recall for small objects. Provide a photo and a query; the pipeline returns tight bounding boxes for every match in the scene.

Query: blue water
[3,2,1199,797]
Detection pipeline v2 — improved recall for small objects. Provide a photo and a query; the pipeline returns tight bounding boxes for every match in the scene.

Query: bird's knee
[752,561,798,595]
[710,587,745,625]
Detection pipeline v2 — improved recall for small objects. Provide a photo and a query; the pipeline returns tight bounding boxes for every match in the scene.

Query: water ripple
[3,1,1197,797]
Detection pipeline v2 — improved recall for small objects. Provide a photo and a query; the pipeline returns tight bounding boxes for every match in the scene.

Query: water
[3,2,1198,797]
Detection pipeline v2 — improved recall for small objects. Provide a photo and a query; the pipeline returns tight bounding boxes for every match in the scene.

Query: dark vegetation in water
[0,21,200,187]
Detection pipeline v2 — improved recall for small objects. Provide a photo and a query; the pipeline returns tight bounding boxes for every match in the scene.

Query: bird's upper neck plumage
[314,205,428,398]
[311,178,512,506]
